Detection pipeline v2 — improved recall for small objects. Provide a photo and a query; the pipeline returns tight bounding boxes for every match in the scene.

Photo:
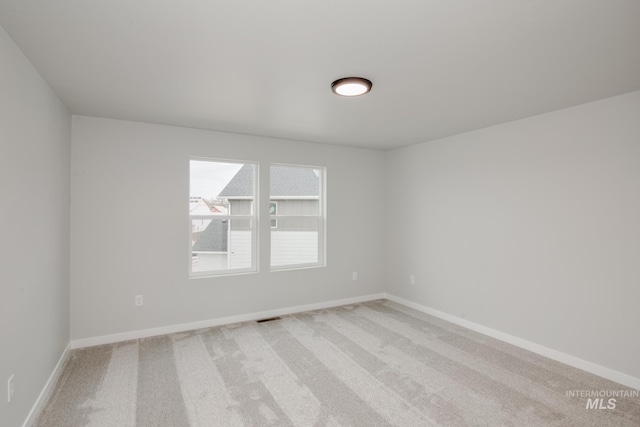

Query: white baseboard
[68,291,639,390]
[385,294,640,391]
[23,342,71,427]
[70,293,387,349]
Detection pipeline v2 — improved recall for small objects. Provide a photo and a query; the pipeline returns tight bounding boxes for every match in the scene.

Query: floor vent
[256,316,281,323]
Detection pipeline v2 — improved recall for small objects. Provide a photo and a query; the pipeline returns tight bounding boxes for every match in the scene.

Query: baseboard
[70,293,387,349]
[22,342,71,427]
[385,294,640,391]
[65,292,640,390]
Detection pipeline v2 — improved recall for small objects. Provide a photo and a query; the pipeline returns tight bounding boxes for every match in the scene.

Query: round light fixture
[331,77,372,97]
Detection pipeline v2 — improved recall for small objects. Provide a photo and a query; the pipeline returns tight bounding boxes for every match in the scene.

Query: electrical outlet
[135,295,143,307]
[352,272,358,281]
[409,275,416,285]
[8,375,14,403]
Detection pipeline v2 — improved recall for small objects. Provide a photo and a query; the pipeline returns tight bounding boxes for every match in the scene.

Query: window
[189,160,325,277]
[189,159,257,276]
[270,164,325,270]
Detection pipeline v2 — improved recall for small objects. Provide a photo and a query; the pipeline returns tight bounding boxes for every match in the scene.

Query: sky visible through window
[189,160,242,199]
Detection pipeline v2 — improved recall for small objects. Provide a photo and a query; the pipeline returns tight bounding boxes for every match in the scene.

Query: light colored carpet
[35,300,640,426]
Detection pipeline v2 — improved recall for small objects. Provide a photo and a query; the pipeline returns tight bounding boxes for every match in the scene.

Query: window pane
[227,218,254,270]
[269,165,321,216]
[271,217,320,267]
[190,159,256,276]
[191,218,253,272]
[192,218,229,272]
[189,160,253,212]
[270,164,324,269]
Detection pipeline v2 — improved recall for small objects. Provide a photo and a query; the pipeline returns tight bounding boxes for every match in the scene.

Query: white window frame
[189,158,258,278]
[270,164,326,271]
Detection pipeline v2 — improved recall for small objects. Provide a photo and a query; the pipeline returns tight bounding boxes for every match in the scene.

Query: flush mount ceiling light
[331,77,372,97]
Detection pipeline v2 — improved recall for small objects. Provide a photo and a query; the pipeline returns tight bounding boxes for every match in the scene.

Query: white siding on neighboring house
[271,231,318,266]
[229,230,252,269]
[272,199,318,216]
[226,200,254,269]
[270,200,320,266]
[229,200,252,215]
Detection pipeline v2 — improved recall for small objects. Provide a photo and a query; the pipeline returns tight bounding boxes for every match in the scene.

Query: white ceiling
[1,1,639,150]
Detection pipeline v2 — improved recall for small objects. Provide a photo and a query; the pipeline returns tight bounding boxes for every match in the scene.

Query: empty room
[1,1,639,426]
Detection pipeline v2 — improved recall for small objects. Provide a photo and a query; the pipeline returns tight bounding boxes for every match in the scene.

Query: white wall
[0,26,71,427]
[70,116,387,340]
[387,90,640,380]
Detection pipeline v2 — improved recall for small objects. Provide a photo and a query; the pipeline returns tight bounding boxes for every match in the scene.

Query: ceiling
[1,1,639,150]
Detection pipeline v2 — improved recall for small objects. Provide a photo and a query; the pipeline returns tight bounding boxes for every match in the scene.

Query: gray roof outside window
[192,220,228,252]
[219,164,319,198]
